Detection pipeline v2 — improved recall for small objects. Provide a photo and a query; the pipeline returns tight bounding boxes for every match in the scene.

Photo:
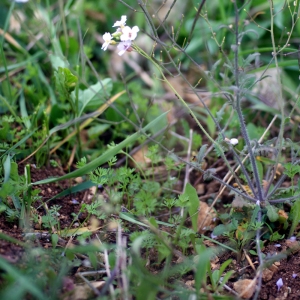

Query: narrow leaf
[0,257,44,299]
[32,111,168,185]
[197,144,208,164]
[184,183,199,232]
[3,155,11,183]
[51,233,59,248]
[266,204,279,222]
[194,245,211,293]
[289,199,300,237]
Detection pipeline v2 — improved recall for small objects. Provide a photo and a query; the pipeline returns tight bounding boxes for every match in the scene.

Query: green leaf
[270,231,285,242]
[217,270,234,291]
[88,124,110,139]
[219,258,232,275]
[289,199,300,237]
[256,160,263,182]
[213,219,238,236]
[194,245,211,293]
[2,154,11,183]
[211,269,220,290]
[0,181,14,198]
[10,162,19,181]
[207,107,216,136]
[54,67,78,101]
[31,111,169,185]
[46,181,96,203]
[51,233,59,248]
[1,129,37,160]
[75,79,112,115]
[119,212,149,228]
[49,104,65,126]
[196,144,207,165]
[0,120,9,140]
[19,92,31,129]
[246,123,265,140]
[250,205,260,224]
[243,52,260,66]
[149,217,158,228]
[183,183,199,232]
[216,102,228,122]
[0,257,44,299]
[0,232,26,247]
[266,204,278,222]
[283,162,300,178]
[88,252,98,269]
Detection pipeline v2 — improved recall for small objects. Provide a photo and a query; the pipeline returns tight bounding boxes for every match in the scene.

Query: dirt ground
[1,164,300,299]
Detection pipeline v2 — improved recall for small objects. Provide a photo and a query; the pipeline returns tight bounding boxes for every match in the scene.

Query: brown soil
[258,242,300,299]
[1,164,300,299]
[0,163,88,263]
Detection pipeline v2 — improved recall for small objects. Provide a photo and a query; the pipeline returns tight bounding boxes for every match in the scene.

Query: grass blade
[32,111,169,185]
[0,257,44,299]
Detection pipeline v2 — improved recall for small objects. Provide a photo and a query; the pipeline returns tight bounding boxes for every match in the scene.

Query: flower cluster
[101,15,139,56]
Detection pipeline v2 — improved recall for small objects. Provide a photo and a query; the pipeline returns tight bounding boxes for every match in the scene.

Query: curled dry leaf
[252,69,281,110]
[63,281,105,300]
[262,263,279,282]
[131,146,152,169]
[262,268,274,282]
[233,279,256,299]
[185,279,195,289]
[164,75,211,106]
[286,239,300,252]
[269,264,279,274]
[197,201,216,233]
[196,183,205,195]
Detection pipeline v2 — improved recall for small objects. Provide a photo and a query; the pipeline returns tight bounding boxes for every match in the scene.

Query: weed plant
[1,0,300,299]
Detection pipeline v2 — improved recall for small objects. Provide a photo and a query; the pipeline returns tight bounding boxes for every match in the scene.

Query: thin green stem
[0,1,15,102]
[264,0,288,197]
[152,20,256,195]
[233,1,263,202]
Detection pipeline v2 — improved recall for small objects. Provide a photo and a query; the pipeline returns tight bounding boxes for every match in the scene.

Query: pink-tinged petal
[117,41,132,56]
[276,278,283,291]
[210,233,217,239]
[120,26,139,41]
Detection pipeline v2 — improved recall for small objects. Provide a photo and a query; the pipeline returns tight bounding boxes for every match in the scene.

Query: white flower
[15,0,29,2]
[113,15,127,28]
[101,32,113,51]
[120,26,139,41]
[229,138,239,146]
[117,40,132,56]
